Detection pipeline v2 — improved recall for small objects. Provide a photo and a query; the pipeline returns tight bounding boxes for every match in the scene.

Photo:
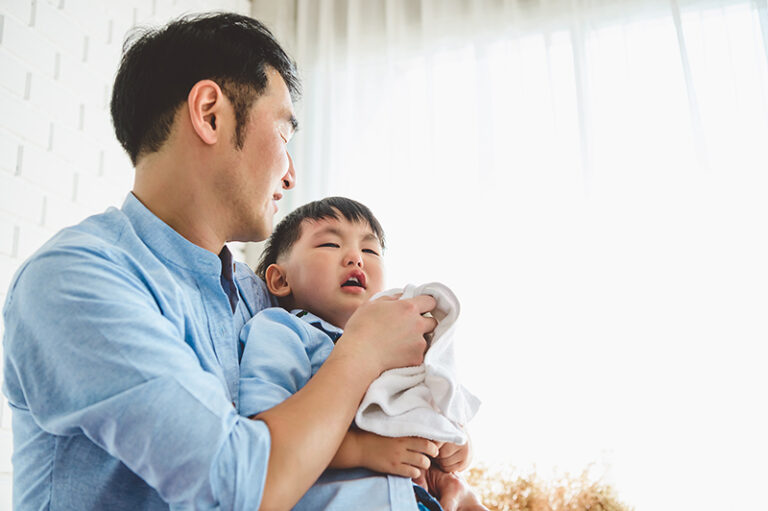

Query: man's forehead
[256,68,297,125]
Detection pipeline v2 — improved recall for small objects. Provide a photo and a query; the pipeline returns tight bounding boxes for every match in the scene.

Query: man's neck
[132,152,228,254]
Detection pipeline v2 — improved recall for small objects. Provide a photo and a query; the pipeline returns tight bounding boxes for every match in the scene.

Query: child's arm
[434,433,473,473]
[329,428,439,479]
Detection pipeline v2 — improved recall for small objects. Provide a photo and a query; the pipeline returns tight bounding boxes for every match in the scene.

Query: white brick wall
[0,1,252,508]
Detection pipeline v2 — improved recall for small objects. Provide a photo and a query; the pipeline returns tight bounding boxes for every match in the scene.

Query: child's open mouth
[340,271,366,289]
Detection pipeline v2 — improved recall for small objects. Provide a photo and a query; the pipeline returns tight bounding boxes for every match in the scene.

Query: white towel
[355,282,481,445]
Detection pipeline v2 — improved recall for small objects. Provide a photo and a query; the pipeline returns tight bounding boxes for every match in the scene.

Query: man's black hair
[256,197,386,280]
[111,12,301,165]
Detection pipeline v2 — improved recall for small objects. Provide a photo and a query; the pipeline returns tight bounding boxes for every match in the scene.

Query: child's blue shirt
[239,307,420,511]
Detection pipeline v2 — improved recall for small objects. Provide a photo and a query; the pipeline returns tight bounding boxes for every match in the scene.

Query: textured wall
[0,0,251,507]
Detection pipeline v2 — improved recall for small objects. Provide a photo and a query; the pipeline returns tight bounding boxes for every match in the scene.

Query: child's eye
[363,249,380,256]
[318,243,340,248]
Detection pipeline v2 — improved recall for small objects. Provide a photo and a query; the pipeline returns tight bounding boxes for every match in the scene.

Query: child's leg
[425,466,488,511]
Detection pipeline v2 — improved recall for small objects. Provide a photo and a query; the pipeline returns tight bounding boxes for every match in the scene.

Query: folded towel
[355,282,481,444]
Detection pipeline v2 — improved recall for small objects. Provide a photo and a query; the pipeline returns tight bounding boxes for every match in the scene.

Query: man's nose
[282,153,296,189]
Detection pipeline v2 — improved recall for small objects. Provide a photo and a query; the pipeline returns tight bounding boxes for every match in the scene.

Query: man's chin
[231,225,271,244]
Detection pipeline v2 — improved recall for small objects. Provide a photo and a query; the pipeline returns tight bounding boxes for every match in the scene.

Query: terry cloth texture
[355,283,481,444]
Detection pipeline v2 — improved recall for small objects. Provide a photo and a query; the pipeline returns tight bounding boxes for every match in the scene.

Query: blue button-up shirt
[2,194,276,510]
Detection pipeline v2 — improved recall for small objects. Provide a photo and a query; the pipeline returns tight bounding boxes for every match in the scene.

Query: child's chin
[340,286,366,296]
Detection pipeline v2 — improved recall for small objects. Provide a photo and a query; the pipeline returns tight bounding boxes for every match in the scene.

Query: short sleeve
[238,308,334,417]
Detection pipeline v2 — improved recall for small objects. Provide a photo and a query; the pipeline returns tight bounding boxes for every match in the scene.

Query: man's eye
[318,243,339,248]
[363,249,380,256]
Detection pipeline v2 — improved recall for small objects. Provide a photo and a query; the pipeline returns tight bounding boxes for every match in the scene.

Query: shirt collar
[292,310,344,342]
[122,192,226,277]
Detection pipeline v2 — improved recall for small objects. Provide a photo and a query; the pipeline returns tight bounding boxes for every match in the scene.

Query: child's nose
[344,251,363,267]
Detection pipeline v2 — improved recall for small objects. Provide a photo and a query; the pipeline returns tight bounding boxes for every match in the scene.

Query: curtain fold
[251,2,768,509]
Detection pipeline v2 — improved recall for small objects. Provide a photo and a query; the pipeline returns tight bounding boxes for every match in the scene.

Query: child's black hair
[256,197,385,280]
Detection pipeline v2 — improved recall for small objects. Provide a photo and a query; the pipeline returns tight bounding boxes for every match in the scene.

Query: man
[2,13,483,510]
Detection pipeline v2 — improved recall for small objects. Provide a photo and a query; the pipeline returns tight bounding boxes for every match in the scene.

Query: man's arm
[5,248,436,510]
[253,295,437,510]
[3,249,271,508]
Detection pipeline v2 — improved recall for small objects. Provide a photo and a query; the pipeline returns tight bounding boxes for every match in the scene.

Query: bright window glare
[295,3,768,509]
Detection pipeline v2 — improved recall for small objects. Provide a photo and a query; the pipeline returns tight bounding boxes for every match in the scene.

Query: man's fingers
[373,293,402,301]
[407,294,437,314]
[420,315,438,335]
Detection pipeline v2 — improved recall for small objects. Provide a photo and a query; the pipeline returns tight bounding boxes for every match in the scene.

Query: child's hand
[435,437,472,473]
[358,431,440,479]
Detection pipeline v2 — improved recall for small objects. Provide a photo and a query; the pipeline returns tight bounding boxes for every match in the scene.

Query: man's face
[276,216,385,329]
[224,68,297,242]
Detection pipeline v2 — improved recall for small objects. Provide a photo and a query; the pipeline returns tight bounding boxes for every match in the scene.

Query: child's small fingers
[406,437,439,457]
[409,452,432,471]
[438,451,464,467]
[390,464,419,479]
[437,451,455,463]
[438,443,460,457]
[395,463,421,480]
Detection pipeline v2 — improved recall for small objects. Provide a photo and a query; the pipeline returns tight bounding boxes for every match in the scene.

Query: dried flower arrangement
[464,464,634,511]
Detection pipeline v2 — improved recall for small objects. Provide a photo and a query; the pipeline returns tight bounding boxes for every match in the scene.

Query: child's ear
[265,264,291,297]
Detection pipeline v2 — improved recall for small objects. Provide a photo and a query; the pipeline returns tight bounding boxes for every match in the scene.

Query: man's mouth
[271,192,283,213]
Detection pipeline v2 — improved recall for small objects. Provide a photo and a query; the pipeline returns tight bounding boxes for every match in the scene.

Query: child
[238,196,479,511]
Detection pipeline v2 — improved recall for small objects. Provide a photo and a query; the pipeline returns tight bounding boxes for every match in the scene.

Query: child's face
[271,216,385,329]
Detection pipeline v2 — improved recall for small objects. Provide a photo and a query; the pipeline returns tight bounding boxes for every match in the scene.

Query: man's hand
[425,466,489,511]
[339,294,437,375]
[435,437,472,473]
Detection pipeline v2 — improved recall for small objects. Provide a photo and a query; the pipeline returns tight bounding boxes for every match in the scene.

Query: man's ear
[265,264,291,297]
[187,79,224,145]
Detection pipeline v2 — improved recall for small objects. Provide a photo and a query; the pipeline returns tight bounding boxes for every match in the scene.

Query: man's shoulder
[6,207,153,300]
[30,207,132,261]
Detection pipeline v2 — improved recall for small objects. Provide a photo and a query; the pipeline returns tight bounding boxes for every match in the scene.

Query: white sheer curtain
[253,1,768,509]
